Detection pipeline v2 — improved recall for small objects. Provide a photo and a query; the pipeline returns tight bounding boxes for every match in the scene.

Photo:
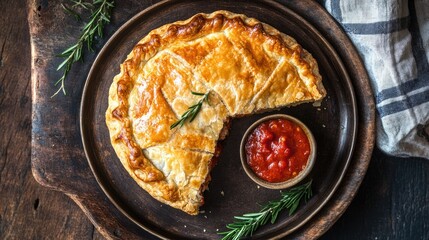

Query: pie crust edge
[105,10,326,215]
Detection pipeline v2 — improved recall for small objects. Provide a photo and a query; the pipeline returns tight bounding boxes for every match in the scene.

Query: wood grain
[0,0,102,239]
[1,0,427,239]
[321,148,429,240]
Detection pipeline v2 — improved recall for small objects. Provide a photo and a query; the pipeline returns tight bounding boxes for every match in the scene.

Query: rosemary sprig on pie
[219,180,313,240]
[53,0,114,97]
[170,91,210,129]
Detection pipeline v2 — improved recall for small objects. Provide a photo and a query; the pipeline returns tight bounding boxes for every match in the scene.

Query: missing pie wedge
[105,10,326,215]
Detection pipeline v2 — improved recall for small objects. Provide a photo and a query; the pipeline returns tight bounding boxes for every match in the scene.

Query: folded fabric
[320,0,429,159]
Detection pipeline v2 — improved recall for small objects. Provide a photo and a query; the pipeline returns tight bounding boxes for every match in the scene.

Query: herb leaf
[53,0,114,97]
[170,91,210,130]
[218,180,313,240]
[61,3,82,21]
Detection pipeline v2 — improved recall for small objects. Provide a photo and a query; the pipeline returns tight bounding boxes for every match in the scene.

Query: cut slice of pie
[105,10,326,215]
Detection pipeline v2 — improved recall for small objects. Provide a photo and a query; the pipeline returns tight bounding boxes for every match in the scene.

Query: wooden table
[1,0,428,239]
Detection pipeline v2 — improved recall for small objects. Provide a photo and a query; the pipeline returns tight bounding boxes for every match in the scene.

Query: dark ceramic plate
[80,0,357,239]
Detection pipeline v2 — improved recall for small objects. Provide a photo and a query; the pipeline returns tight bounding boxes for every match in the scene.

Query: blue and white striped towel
[321,0,429,159]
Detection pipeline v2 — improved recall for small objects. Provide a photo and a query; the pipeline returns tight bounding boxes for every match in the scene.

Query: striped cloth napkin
[320,0,429,159]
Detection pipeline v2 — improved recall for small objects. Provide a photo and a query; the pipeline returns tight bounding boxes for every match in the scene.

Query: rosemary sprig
[219,180,313,240]
[61,3,81,21]
[69,0,94,9]
[53,0,114,97]
[170,91,210,129]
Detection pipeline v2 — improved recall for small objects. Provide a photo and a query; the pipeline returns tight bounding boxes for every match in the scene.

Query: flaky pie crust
[105,10,326,215]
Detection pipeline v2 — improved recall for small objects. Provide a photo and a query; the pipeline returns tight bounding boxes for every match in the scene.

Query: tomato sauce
[245,118,310,183]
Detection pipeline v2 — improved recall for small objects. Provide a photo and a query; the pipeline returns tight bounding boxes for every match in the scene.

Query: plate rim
[80,0,359,239]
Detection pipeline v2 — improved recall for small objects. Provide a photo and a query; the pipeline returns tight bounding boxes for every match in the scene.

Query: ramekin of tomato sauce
[240,114,316,189]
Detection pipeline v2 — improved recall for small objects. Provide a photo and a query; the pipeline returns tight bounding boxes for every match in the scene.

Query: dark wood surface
[1,0,428,239]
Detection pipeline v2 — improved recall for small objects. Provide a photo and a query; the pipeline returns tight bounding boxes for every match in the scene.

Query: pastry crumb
[220,190,224,196]
[312,101,322,107]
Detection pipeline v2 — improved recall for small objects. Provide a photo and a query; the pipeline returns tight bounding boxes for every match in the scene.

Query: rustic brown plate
[80,0,357,239]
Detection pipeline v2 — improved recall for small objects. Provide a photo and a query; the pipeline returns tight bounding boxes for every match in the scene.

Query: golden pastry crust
[106,10,326,215]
